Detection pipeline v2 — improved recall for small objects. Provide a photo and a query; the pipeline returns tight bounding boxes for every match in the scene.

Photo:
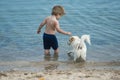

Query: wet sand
[0,61,120,80]
[0,68,120,80]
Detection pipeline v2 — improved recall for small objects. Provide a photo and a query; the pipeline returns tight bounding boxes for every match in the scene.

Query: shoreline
[0,60,120,71]
[0,61,120,80]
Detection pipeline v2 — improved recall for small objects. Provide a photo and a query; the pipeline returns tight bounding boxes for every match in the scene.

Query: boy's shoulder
[47,16,57,21]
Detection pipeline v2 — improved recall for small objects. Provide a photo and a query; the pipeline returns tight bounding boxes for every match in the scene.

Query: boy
[37,5,71,57]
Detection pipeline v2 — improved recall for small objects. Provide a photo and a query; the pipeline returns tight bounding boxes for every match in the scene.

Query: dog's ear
[69,37,74,43]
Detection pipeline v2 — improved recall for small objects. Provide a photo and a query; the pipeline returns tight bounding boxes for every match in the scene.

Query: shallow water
[0,60,120,72]
[0,0,120,70]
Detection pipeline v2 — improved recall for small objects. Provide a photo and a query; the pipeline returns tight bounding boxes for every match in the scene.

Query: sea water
[0,0,120,69]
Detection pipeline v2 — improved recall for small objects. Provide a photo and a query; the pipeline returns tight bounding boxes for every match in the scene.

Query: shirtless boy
[37,5,71,57]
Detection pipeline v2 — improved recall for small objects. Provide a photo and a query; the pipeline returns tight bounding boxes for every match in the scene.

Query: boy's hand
[67,32,72,36]
[37,30,41,34]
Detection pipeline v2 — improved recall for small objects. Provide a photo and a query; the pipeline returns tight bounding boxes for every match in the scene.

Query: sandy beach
[0,68,120,80]
[0,61,120,80]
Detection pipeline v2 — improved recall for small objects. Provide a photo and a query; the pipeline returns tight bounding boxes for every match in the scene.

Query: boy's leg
[44,49,50,56]
[44,49,51,61]
[53,48,59,61]
[54,48,59,57]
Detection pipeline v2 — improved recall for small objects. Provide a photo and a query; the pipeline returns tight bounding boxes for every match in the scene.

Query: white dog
[68,35,91,62]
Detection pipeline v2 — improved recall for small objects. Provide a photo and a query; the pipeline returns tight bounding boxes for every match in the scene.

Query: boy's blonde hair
[51,5,65,16]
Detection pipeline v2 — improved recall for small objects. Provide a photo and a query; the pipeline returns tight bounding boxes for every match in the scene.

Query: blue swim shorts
[43,33,58,50]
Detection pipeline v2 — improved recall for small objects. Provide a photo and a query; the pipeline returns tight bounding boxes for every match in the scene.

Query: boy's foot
[44,53,51,57]
[53,53,58,61]
[53,53,59,57]
[44,54,51,61]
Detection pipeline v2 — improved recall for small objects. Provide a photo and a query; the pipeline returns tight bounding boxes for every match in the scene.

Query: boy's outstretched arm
[37,19,46,34]
[55,21,71,35]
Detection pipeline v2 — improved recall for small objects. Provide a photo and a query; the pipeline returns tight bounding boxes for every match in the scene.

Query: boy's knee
[54,49,59,54]
[44,50,50,54]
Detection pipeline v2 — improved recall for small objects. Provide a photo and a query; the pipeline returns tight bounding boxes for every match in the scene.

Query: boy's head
[51,5,65,16]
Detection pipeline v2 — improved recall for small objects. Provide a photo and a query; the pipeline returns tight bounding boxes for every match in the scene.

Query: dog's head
[68,36,80,46]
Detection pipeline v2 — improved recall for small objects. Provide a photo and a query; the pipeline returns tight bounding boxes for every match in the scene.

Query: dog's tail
[81,35,91,45]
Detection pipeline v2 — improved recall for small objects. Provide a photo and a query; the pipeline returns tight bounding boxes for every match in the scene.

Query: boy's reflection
[44,54,58,61]
[44,54,59,70]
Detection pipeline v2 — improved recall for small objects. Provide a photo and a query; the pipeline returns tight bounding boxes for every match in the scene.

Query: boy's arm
[37,19,47,34]
[55,21,71,35]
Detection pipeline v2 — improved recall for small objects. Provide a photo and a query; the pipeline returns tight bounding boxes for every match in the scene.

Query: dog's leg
[81,52,86,61]
[67,50,74,56]
[67,50,74,53]
[74,53,77,62]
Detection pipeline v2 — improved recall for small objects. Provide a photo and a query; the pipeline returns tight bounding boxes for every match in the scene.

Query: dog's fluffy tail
[81,35,91,45]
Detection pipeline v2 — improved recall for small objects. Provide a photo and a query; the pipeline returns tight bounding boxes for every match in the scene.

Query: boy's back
[44,15,57,35]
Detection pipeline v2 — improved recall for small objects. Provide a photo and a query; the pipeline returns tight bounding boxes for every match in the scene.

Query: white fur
[68,35,91,62]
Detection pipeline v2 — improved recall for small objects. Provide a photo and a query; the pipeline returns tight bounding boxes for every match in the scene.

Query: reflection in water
[44,63,59,70]
[43,54,59,70]
[44,56,51,61]
[44,54,58,61]
[67,52,86,63]
[43,53,59,70]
